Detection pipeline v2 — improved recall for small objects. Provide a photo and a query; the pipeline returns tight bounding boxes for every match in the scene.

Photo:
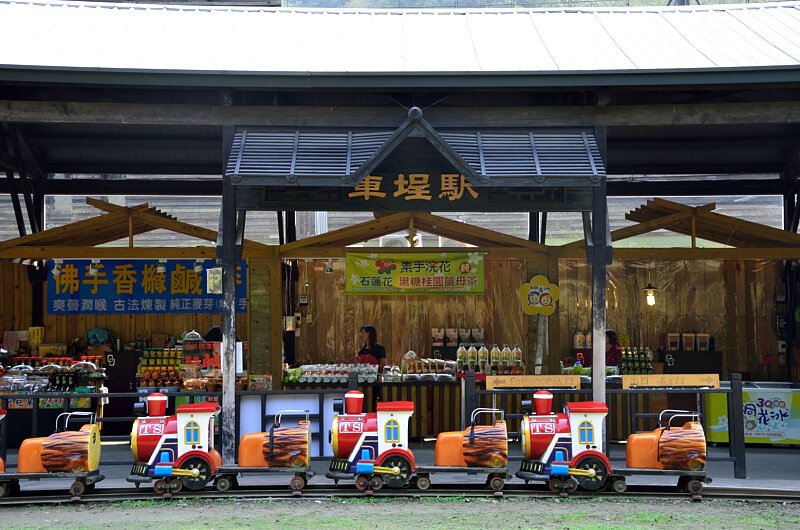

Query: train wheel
[290,475,306,492]
[380,455,412,489]
[69,481,86,498]
[169,479,183,493]
[686,480,703,496]
[489,476,505,492]
[547,478,563,493]
[179,457,212,491]
[416,476,431,491]
[574,456,608,491]
[370,475,384,491]
[216,477,233,493]
[355,474,370,491]
[611,478,627,493]
[0,483,10,498]
[565,478,578,493]
[153,479,167,494]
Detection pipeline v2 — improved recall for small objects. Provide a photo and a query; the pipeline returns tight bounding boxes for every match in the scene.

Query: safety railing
[463,372,747,479]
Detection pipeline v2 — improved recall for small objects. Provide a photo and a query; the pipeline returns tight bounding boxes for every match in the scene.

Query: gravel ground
[1,496,799,530]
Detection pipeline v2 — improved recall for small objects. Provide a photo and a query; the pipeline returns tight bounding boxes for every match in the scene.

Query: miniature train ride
[326,390,509,492]
[0,410,104,498]
[127,393,313,494]
[0,389,711,499]
[515,390,710,495]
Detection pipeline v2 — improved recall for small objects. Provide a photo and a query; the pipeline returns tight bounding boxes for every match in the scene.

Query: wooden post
[270,247,284,389]
[591,179,610,405]
[220,123,238,465]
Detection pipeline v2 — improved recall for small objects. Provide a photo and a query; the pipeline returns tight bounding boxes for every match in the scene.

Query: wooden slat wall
[295,259,528,368]
[0,263,33,333]
[558,258,783,380]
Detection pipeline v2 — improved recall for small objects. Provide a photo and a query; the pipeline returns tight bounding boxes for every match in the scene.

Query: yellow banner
[345,252,484,295]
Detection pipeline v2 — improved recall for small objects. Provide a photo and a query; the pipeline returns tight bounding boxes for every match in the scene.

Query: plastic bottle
[489,344,500,372]
[573,330,585,350]
[477,345,488,373]
[501,345,512,374]
[511,344,522,364]
[456,343,466,372]
[478,345,490,374]
[467,344,478,372]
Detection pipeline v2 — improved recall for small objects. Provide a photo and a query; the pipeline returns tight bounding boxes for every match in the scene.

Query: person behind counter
[581,329,622,367]
[356,325,386,369]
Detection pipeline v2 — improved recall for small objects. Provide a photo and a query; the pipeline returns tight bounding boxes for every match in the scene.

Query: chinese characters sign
[47,260,247,314]
[345,252,484,295]
[517,275,560,316]
[348,174,478,203]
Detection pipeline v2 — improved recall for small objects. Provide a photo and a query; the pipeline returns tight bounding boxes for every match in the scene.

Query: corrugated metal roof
[227,127,604,185]
[1,1,799,75]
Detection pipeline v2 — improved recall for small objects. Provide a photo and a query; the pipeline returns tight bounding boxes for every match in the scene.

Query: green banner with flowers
[345,252,484,295]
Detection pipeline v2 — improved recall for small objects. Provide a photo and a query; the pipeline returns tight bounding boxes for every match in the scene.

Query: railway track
[1,483,799,506]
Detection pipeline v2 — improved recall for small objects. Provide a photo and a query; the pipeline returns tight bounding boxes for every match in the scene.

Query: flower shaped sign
[517,275,560,316]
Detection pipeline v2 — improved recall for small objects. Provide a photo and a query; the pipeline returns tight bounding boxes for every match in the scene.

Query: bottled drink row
[619,347,654,375]
[456,344,525,375]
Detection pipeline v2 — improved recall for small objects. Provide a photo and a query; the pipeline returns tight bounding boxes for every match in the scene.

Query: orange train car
[0,412,104,499]
[216,410,315,494]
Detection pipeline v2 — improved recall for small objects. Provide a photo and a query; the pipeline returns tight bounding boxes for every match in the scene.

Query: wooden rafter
[279,212,413,254]
[627,199,800,248]
[279,211,546,257]
[0,198,269,260]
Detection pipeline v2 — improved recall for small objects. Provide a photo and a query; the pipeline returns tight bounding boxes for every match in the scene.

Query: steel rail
[1,484,798,507]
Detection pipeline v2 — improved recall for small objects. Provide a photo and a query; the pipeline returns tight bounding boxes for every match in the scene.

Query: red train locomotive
[516,391,710,494]
[327,390,509,492]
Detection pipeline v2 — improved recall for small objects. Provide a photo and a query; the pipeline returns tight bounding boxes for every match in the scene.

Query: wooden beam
[558,211,695,254]
[279,212,412,253]
[0,246,267,259]
[3,100,800,127]
[0,210,133,251]
[413,213,547,251]
[280,245,544,259]
[557,247,800,260]
[85,197,150,213]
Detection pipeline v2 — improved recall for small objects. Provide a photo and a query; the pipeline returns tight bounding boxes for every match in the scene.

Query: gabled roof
[1,1,799,88]
[557,198,800,255]
[227,114,605,188]
[0,198,269,260]
[279,211,547,257]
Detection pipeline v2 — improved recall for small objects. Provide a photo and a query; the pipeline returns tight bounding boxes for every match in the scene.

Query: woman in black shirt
[356,325,386,369]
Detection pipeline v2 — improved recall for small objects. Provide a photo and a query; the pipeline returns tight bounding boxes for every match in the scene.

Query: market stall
[0,199,270,440]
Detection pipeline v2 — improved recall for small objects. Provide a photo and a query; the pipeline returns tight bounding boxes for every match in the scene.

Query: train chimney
[344,390,364,415]
[147,392,168,417]
[533,390,553,415]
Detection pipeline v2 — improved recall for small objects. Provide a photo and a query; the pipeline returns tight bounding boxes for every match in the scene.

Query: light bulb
[646,291,656,306]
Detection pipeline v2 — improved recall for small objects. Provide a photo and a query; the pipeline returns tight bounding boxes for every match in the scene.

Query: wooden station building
[1,1,800,460]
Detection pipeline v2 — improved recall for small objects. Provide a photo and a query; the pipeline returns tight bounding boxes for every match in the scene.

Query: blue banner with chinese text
[46,259,247,314]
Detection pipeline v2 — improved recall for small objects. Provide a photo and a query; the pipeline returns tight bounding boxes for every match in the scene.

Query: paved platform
[3,442,799,494]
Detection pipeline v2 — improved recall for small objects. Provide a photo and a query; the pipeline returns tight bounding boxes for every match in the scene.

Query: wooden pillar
[547,252,561,374]
[247,255,271,374]
[270,248,284,389]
